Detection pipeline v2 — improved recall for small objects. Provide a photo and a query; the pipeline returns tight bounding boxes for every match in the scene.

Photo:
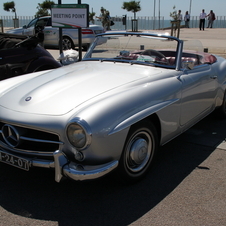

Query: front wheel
[117,120,158,183]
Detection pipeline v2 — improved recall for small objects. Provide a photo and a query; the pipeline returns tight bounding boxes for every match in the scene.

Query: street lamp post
[158,0,160,29]
[153,0,156,29]
[189,0,192,15]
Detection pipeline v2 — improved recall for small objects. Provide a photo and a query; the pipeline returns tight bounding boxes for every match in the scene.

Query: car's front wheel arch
[147,113,161,141]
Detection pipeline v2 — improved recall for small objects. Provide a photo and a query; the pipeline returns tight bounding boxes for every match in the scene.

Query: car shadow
[0,113,225,226]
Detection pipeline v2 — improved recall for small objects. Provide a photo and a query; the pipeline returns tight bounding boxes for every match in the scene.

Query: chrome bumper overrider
[0,148,118,182]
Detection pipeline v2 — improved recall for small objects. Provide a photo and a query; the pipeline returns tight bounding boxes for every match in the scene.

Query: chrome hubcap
[126,131,152,172]
[130,139,148,164]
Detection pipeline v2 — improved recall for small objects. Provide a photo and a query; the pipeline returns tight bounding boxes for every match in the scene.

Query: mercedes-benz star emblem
[2,124,20,147]
[25,96,32,101]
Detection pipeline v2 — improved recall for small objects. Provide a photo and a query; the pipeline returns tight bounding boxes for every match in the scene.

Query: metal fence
[114,16,226,30]
[1,15,226,30]
[0,16,34,28]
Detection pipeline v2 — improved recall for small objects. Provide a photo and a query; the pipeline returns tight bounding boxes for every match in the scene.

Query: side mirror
[22,25,27,29]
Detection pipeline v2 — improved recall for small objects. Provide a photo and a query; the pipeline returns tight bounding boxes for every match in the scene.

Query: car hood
[6,27,23,34]
[0,61,161,116]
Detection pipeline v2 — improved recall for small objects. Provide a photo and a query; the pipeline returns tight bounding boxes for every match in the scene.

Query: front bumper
[53,150,118,182]
[0,148,118,182]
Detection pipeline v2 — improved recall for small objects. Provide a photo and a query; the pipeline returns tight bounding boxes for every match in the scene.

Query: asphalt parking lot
[0,28,226,226]
[0,113,225,226]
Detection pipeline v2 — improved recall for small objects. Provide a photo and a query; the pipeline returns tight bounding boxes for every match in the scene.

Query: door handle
[210,75,217,79]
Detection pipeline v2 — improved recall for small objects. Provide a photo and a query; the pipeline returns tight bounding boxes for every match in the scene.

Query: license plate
[0,151,30,171]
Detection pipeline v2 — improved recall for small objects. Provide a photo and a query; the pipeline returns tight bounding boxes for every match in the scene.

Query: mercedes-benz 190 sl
[0,32,226,183]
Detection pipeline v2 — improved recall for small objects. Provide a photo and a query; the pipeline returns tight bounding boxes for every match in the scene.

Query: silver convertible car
[0,32,226,183]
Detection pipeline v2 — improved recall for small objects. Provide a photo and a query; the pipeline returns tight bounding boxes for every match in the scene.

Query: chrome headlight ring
[66,118,92,150]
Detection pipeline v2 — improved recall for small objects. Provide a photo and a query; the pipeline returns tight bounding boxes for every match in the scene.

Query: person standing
[199,9,207,30]
[105,11,111,31]
[207,10,216,28]
[177,10,183,21]
[176,10,182,30]
[96,7,106,28]
[184,11,190,28]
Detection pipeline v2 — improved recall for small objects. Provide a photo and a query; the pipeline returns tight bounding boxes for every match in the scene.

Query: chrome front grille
[0,122,62,156]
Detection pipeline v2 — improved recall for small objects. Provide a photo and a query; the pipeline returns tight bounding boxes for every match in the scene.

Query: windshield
[27,18,38,28]
[83,32,179,68]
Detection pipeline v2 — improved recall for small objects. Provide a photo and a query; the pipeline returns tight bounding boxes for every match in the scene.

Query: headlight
[67,121,91,150]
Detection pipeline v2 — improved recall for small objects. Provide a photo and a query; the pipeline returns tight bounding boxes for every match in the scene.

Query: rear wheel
[117,120,158,183]
[217,90,226,119]
[62,37,74,50]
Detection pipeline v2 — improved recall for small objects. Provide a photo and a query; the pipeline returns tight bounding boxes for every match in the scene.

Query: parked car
[0,32,61,80]
[0,32,226,183]
[6,16,105,50]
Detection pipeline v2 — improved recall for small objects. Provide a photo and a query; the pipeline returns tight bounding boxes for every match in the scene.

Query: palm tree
[3,1,17,19]
[122,1,141,20]
[89,12,96,24]
[170,5,177,21]
[35,0,55,17]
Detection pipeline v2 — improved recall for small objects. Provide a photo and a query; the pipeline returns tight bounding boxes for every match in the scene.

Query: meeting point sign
[51,4,89,28]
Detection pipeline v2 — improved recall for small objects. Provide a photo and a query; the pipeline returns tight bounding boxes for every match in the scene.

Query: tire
[217,90,226,119]
[62,37,74,50]
[117,120,159,183]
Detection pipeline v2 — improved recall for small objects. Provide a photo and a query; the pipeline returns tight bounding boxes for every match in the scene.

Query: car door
[42,17,58,46]
[180,64,217,127]
[22,18,38,36]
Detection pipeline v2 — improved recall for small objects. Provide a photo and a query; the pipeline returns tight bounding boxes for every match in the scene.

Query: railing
[0,16,34,28]
[1,15,226,30]
[0,19,3,32]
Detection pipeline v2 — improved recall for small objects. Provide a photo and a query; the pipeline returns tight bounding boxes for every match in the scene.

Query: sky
[0,0,225,19]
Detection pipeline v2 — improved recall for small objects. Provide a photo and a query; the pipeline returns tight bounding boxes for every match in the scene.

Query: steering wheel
[140,49,168,65]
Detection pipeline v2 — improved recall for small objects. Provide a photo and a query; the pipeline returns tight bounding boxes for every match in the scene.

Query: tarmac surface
[170,27,226,57]
[0,28,226,226]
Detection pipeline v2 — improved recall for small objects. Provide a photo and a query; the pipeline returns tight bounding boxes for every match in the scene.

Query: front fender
[109,98,179,135]
[72,75,182,141]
